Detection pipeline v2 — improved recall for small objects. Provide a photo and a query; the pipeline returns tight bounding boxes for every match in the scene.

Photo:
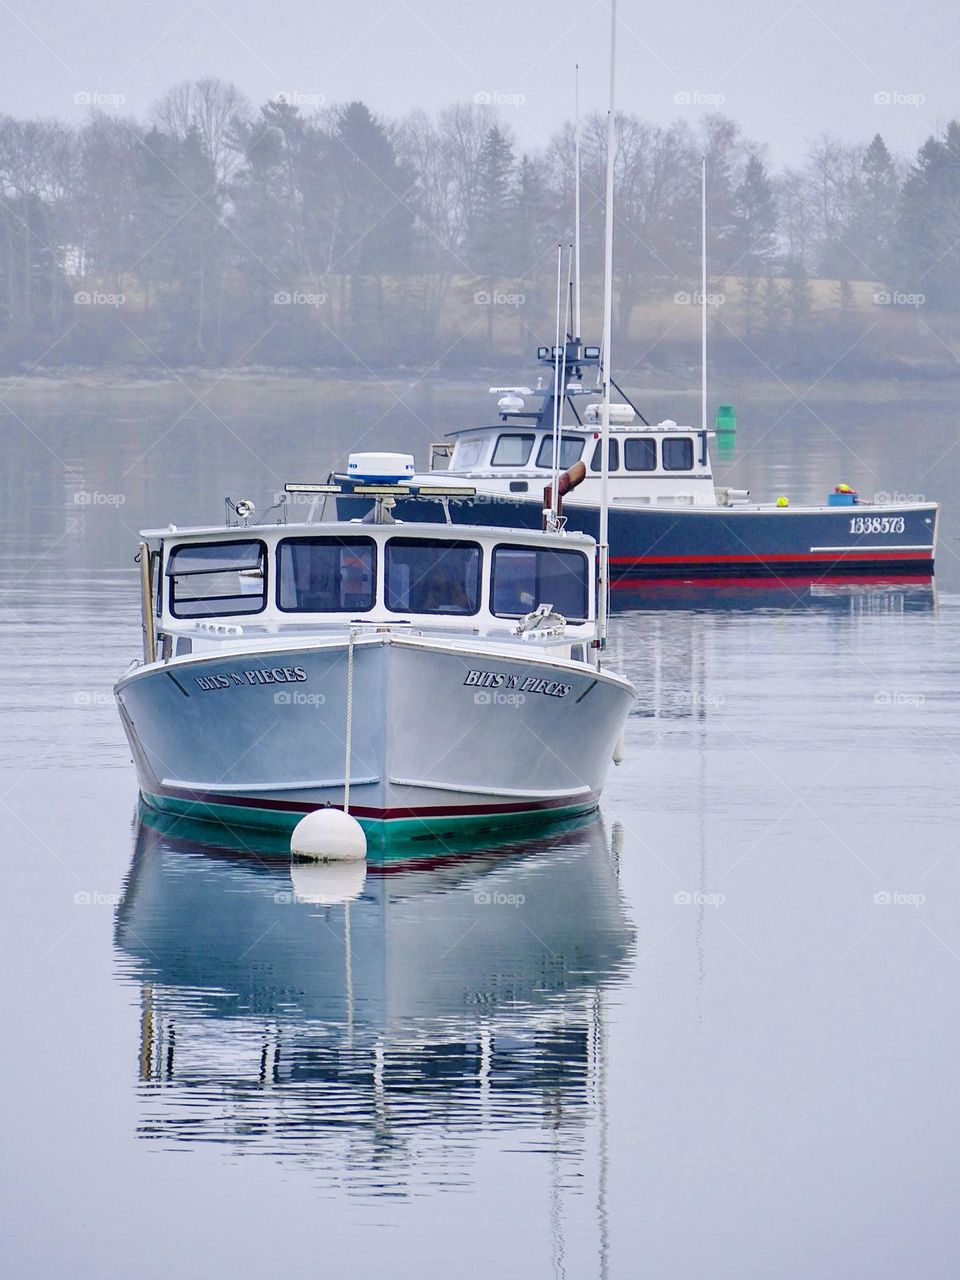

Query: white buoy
[612,732,625,765]
[291,808,367,862]
[290,859,366,904]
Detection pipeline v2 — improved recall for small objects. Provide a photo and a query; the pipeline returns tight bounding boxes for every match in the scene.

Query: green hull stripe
[140,790,598,858]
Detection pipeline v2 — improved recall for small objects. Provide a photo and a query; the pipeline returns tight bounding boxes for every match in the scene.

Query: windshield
[491,545,590,622]
[492,433,535,466]
[277,537,376,612]
[167,540,266,618]
[536,435,584,470]
[385,538,481,615]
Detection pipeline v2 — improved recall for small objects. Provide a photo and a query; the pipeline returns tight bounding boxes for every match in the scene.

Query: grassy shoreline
[0,366,957,406]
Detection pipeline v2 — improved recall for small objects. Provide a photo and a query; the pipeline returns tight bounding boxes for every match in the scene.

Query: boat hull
[114,635,633,853]
[334,489,938,586]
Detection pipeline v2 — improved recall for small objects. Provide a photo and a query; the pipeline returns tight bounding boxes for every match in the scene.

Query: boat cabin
[421,341,739,508]
[138,521,599,662]
[436,417,717,507]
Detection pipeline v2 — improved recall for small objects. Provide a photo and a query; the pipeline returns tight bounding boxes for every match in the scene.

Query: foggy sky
[0,0,956,164]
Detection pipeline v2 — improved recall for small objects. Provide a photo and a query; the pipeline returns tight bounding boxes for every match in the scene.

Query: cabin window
[492,545,589,622]
[167,540,266,618]
[589,439,619,471]
[536,435,584,469]
[277,537,376,613]
[453,438,484,468]
[662,437,694,471]
[624,437,657,471]
[385,538,481,615]
[491,433,535,466]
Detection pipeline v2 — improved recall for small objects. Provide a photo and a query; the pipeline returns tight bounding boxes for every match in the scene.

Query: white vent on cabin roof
[584,403,636,425]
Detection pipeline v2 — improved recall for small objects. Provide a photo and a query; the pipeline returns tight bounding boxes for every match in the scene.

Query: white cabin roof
[141,520,596,550]
[444,420,706,438]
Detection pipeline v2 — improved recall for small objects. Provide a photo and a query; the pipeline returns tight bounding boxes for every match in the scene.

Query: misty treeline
[1,78,958,375]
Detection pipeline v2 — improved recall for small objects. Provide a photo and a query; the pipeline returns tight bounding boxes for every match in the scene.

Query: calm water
[3,375,960,1278]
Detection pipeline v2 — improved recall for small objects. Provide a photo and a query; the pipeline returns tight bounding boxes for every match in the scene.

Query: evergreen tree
[729,155,778,276]
[894,121,960,308]
[468,126,515,275]
[467,124,515,342]
[509,153,552,280]
[328,102,417,345]
[701,114,742,269]
[821,134,900,282]
[729,155,777,337]
[131,126,223,358]
[849,135,899,279]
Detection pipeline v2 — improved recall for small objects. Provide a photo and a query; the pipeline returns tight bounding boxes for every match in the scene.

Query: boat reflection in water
[612,576,936,615]
[114,808,634,1191]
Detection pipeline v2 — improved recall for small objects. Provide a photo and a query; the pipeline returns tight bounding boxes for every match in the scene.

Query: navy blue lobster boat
[332,341,938,592]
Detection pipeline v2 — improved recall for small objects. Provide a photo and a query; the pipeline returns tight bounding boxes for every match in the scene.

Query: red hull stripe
[154,782,599,821]
[610,549,932,565]
[613,573,933,590]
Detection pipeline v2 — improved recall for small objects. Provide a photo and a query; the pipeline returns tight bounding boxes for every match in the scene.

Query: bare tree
[152,78,252,186]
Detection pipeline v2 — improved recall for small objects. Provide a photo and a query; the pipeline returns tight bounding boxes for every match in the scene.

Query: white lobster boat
[114,456,635,855]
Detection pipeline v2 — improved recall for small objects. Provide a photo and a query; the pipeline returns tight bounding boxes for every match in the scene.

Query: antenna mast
[701,156,707,435]
[549,244,564,528]
[574,63,582,343]
[597,0,616,653]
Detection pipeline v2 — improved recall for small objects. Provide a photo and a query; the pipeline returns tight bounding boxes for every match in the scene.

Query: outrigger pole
[550,244,564,528]
[574,63,582,343]
[551,245,574,528]
[597,0,617,654]
[701,156,708,436]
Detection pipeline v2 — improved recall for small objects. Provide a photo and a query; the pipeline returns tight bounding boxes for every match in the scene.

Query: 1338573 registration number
[849,515,905,535]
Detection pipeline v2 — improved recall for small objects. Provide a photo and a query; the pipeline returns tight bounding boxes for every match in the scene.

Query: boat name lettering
[849,515,905,535]
[463,669,571,698]
[194,665,308,691]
